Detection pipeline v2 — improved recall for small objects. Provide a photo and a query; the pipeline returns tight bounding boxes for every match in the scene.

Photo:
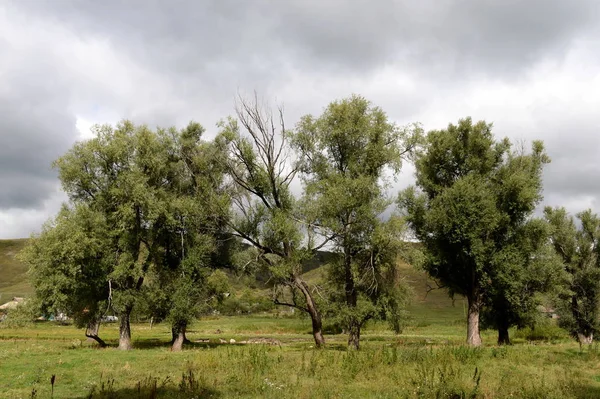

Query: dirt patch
[240,337,282,346]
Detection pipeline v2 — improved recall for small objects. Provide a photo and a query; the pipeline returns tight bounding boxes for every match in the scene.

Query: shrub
[514,319,568,342]
[0,300,39,328]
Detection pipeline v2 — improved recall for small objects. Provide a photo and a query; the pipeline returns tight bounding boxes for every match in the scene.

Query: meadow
[2,311,600,398]
[2,240,600,398]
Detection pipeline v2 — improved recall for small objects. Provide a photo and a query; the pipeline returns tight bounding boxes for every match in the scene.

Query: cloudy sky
[1,0,600,238]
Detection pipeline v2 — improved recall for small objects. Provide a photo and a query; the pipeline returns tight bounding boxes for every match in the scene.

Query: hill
[0,239,463,325]
[302,258,464,327]
[0,239,32,302]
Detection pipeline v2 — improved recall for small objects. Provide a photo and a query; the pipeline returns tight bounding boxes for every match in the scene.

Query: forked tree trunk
[118,307,133,350]
[294,277,325,347]
[578,332,593,345]
[466,295,482,346]
[171,324,187,352]
[171,326,191,344]
[85,318,107,347]
[348,322,361,350]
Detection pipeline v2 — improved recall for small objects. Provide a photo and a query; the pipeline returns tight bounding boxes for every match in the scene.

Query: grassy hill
[0,239,32,303]
[302,258,464,327]
[0,239,463,326]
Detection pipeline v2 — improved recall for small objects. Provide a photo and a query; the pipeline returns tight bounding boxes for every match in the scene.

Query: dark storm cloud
[18,0,599,79]
[2,0,600,238]
[541,123,600,210]
[0,43,78,209]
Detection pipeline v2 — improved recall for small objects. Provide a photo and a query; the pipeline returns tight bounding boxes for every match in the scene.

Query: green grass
[2,245,599,397]
[0,238,31,302]
[1,317,600,398]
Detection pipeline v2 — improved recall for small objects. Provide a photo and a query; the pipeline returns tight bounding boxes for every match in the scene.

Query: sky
[1,0,600,238]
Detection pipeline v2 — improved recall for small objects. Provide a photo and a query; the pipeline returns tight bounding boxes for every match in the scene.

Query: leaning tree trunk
[171,323,187,352]
[466,294,482,347]
[294,277,325,347]
[118,307,133,350]
[85,318,107,348]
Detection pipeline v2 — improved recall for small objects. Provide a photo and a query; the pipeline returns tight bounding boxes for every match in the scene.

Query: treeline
[18,95,600,351]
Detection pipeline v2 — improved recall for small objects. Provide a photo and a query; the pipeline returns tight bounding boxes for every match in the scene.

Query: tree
[399,118,550,346]
[545,207,600,345]
[218,94,331,347]
[290,95,420,349]
[154,122,231,351]
[54,121,227,350]
[19,204,111,347]
[479,218,564,344]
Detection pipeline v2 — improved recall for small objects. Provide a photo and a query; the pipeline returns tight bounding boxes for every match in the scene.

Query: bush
[219,289,275,315]
[0,300,39,328]
[514,319,568,342]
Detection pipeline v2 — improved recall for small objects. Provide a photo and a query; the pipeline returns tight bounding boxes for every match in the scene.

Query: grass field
[1,315,600,398]
[2,241,600,398]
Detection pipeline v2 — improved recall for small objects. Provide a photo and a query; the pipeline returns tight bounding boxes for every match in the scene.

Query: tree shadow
[569,383,600,399]
[73,372,222,398]
[131,339,224,350]
[75,386,221,399]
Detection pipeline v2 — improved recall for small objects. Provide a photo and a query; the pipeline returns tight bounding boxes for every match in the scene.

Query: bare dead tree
[219,92,332,347]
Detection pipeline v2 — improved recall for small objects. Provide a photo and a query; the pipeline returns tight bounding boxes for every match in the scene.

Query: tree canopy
[545,207,600,345]
[291,95,421,348]
[27,120,230,350]
[399,117,550,345]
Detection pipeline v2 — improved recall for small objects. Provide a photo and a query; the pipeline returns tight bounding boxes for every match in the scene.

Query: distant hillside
[0,239,463,325]
[0,239,32,303]
[302,257,464,326]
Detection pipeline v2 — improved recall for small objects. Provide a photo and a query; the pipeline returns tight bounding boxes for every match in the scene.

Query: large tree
[399,118,550,346]
[545,207,600,345]
[155,122,231,351]
[20,204,112,347]
[290,95,420,349]
[53,121,227,350]
[218,95,331,347]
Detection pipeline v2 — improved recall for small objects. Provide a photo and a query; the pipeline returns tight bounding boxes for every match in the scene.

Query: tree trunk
[85,319,107,347]
[466,295,482,346]
[497,325,510,345]
[171,324,187,352]
[344,248,360,349]
[578,332,593,345]
[294,277,325,347]
[348,322,361,350]
[118,307,133,350]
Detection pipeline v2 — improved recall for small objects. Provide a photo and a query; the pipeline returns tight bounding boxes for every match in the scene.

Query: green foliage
[52,121,183,320]
[0,299,39,328]
[291,95,422,346]
[513,318,568,342]
[19,204,111,328]
[23,120,230,344]
[545,207,600,342]
[399,117,551,343]
[220,288,275,315]
[480,218,565,334]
